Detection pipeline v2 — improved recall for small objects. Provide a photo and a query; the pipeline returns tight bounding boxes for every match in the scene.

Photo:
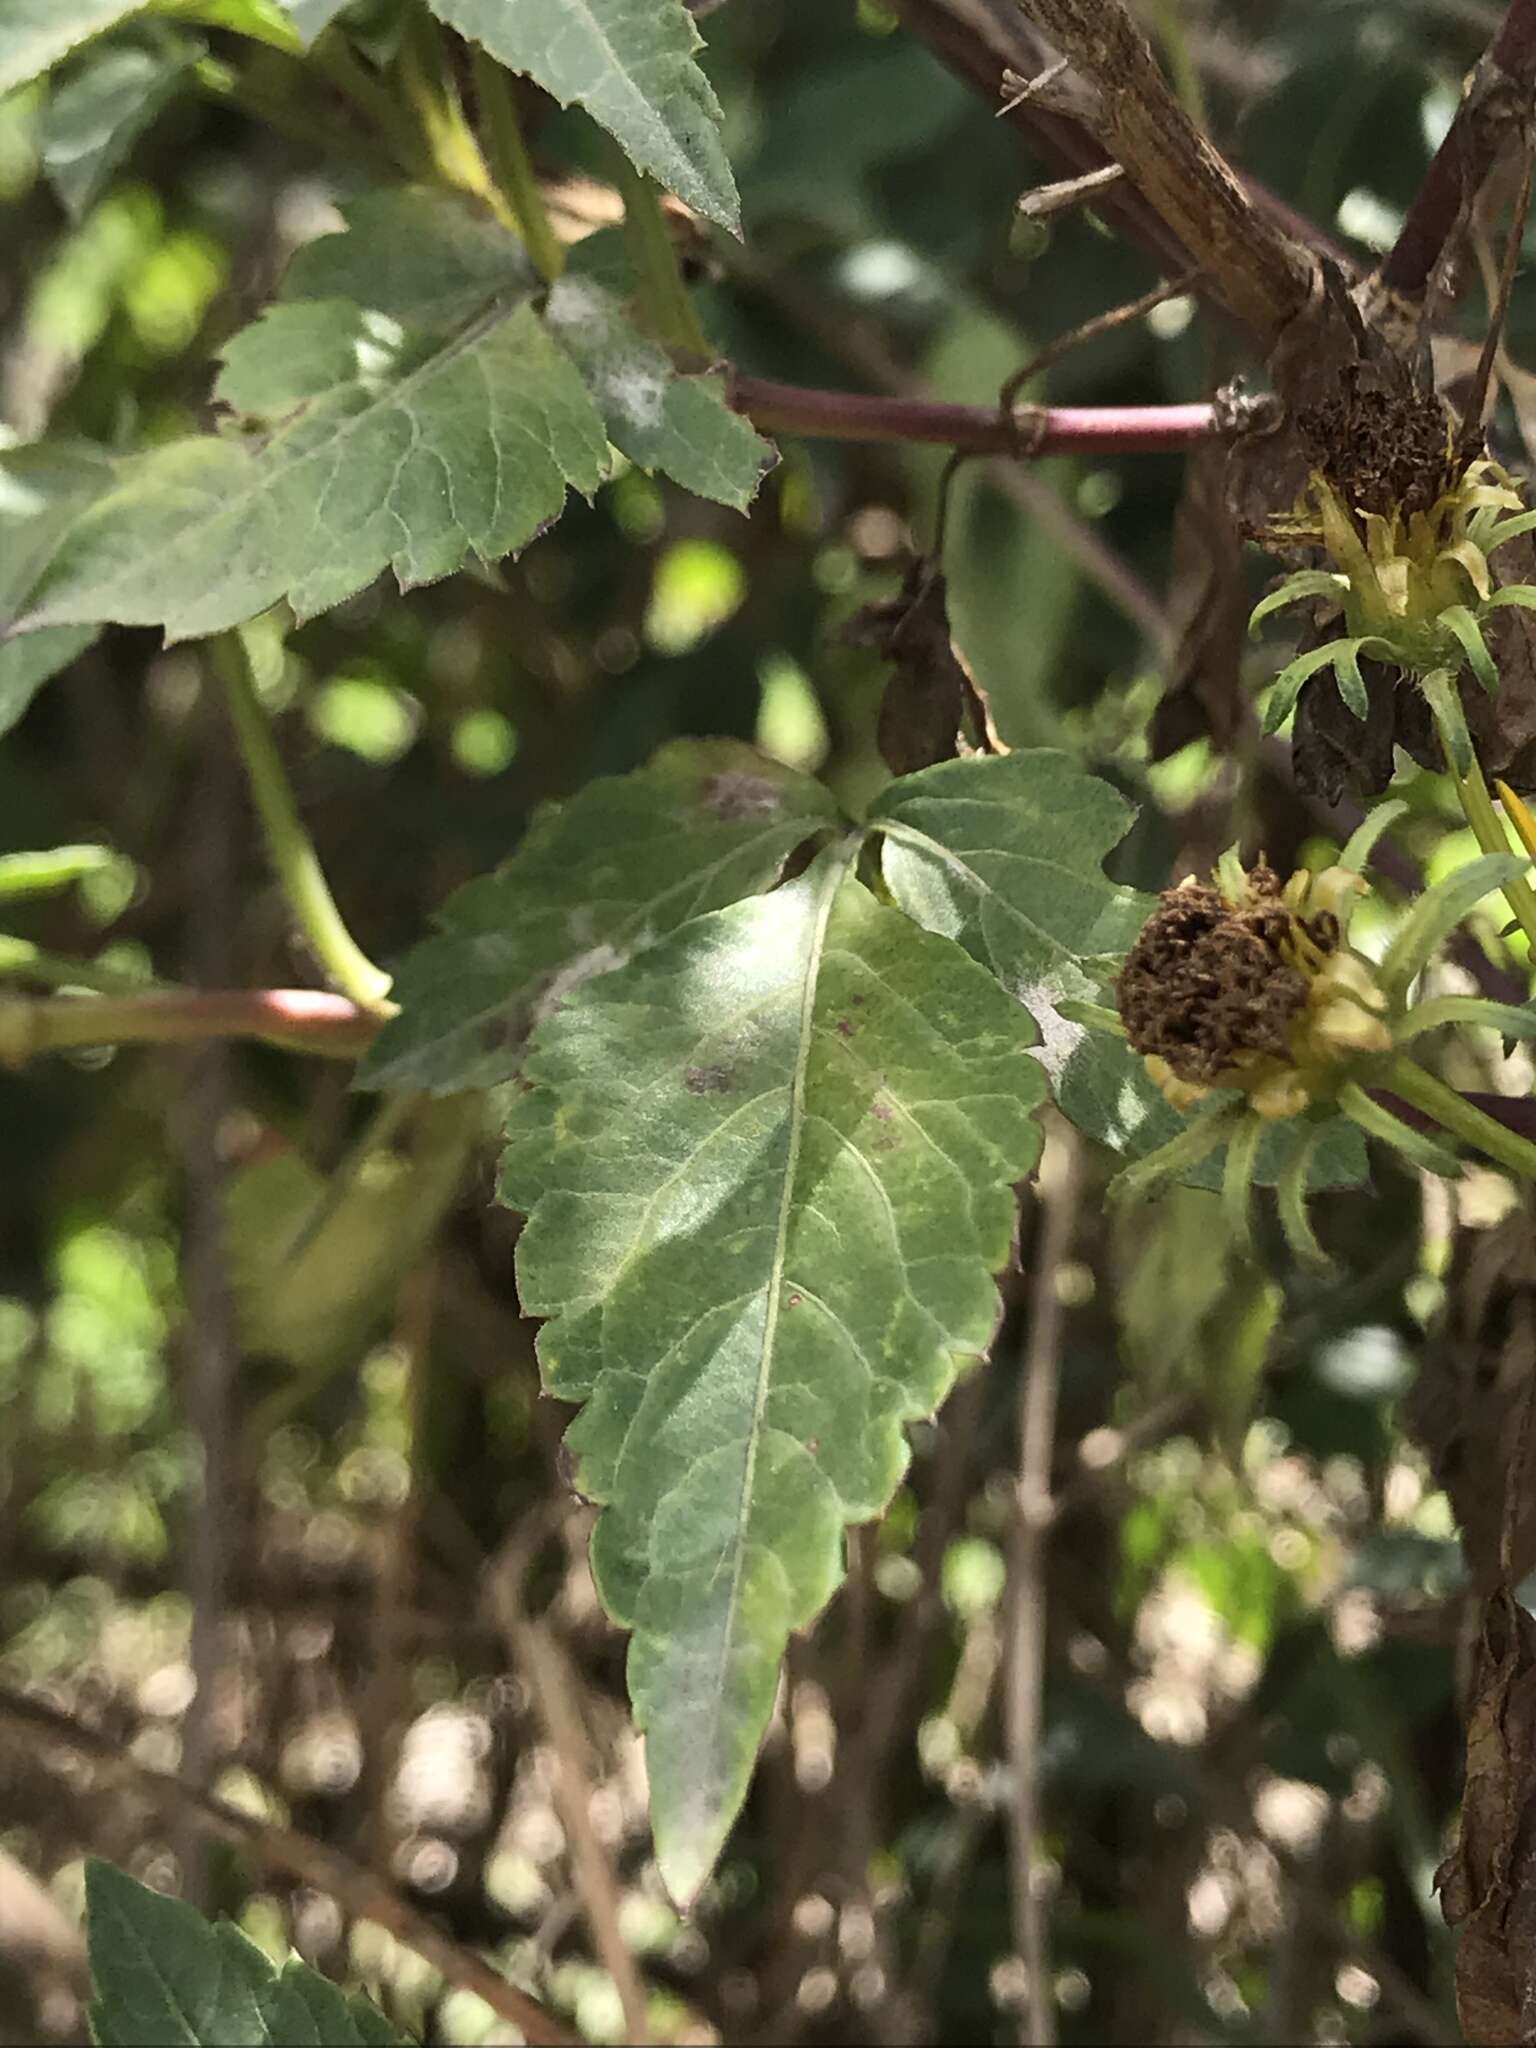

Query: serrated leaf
[869,751,1150,1014]
[0,442,111,714]
[500,848,1046,1902]
[40,27,198,219]
[0,0,147,95]
[84,1862,411,2047]
[428,0,739,234]
[20,284,605,639]
[360,739,839,1093]
[258,1961,411,2045]
[546,235,773,511]
[85,1862,272,2046]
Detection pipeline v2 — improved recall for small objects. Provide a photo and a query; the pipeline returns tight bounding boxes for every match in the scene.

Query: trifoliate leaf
[427,0,740,234]
[545,235,773,511]
[501,848,1046,1904]
[360,739,840,1094]
[0,0,146,95]
[869,751,1151,1013]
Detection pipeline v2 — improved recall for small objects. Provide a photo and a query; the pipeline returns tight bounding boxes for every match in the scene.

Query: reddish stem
[1378,0,1536,300]
[730,373,1215,455]
[2,987,383,1065]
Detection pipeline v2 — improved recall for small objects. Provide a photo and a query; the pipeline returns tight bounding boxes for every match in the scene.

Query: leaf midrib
[707,848,852,1755]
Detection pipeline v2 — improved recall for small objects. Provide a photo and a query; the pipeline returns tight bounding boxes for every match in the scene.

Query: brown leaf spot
[684,1064,735,1095]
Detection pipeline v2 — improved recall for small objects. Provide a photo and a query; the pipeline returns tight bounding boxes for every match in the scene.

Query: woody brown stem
[1377,0,1536,304]
[1003,0,1318,342]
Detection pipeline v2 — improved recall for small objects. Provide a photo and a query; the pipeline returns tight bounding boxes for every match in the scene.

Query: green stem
[611,149,712,368]
[215,638,395,1015]
[471,50,564,282]
[192,55,403,179]
[1438,717,1536,953]
[398,16,513,226]
[0,938,164,995]
[1382,1053,1536,1183]
[309,29,435,179]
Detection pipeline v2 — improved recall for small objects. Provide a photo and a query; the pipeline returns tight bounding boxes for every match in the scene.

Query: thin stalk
[192,56,403,179]
[729,375,1217,456]
[611,150,712,367]
[309,27,434,177]
[215,639,395,1014]
[398,16,513,227]
[1440,724,1536,953]
[471,50,564,282]
[0,939,165,994]
[1383,1054,1536,1183]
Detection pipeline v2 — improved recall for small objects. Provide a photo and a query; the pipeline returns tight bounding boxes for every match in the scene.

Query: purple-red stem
[730,373,1215,456]
[1377,0,1536,300]
[3,987,382,1065]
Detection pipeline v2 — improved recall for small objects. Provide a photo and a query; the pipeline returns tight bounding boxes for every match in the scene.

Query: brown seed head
[1115,864,1338,1089]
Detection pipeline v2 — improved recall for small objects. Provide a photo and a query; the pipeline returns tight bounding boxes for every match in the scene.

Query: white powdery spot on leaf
[600,361,669,432]
[545,278,613,341]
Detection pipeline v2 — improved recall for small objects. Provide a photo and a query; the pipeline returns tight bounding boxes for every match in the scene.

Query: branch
[0,987,382,1066]
[1004,0,1318,342]
[1375,0,1536,306]
[0,1683,577,2047]
[729,374,1216,456]
[897,0,1325,344]
[1007,1120,1081,2048]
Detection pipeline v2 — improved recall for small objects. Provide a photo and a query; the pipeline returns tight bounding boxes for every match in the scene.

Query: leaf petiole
[215,635,395,1016]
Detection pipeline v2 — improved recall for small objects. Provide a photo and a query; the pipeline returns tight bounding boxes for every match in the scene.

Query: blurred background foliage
[0,0,1529,2041]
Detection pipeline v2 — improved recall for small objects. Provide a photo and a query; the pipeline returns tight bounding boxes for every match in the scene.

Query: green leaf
[39,27,198,219]
[500,849,1046,1903]
[1262,640,1351,735]
[1377,850,1530,997]
[1394,994,1536,1043]
[1418,664,1473,777]
[275,0,350,38]
[84,1862,412,2047]
[1439,604,1499,693]
[427,0,740,234]
[360,739,841,1094]
[868,751,1150,1015]
[85,1861,271,2046]
[18,193,608,640]
[257,1962,411,2045]
[0,441,117,622]
[1247,571,1346,634]
[1337,796,1408,875]
[1337,1081,1463,1179]
[0,0,147,95]
[1047,1022,1367,1192]
[0,625,99,736]
[546,234,774,510]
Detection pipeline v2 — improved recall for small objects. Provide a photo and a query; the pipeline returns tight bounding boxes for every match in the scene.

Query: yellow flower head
[1116,860,1391,1120]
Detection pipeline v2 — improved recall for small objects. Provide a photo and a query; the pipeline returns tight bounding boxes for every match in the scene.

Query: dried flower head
[1116,861,1390,1120]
